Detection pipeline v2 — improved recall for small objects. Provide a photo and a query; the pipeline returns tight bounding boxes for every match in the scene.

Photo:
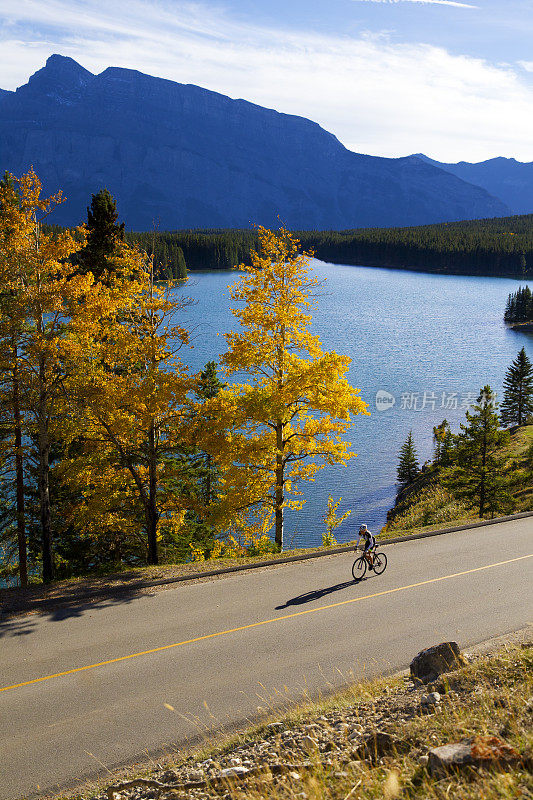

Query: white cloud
[352,0,478,7]
[519,60,533,73]
[0,0,532,162]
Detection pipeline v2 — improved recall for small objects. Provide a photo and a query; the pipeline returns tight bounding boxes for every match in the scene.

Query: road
[1,518,532,799]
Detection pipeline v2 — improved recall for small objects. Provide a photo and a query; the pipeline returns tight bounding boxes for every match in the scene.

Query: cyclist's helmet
[359,524,368,533]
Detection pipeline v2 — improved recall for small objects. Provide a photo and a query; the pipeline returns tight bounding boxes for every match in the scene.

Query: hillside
[0,55,510,231]
[386,425,533,534]
[416,154,533,215]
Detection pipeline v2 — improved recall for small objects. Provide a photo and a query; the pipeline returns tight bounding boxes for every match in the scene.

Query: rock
[353,731,402,762]
[300,736,318,754]
[334,723,350,734]
[159,770,179,782]
[421,692,441,709]
[267,722,284,733]
[410,642,466,684]
[428,736,522,777]
[348,725,364,740]
[185,770,204,782]
[418,754,429,766]
[219,766,250,779]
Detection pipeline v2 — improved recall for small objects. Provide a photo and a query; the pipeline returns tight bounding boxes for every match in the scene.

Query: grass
[384,424,533,537]
[53,638,533,800]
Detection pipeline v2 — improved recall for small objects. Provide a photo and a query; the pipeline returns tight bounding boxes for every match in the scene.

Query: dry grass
[57,640,532,800]
[384,424,533,538]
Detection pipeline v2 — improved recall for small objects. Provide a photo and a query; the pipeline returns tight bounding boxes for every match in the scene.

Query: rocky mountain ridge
[414,153,533,215]
[0,54,510,230]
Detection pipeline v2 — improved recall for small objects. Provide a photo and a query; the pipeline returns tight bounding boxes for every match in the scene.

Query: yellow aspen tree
[218,226,369,549]
[0,172,28,585]
[0,169,91,582]
[62,244,193,565]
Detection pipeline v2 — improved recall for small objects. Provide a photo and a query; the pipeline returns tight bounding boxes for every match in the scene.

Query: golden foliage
[206,226,369,547]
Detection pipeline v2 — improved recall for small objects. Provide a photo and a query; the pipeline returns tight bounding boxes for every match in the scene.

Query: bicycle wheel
[372,551,387,575]
[352,556,367,581]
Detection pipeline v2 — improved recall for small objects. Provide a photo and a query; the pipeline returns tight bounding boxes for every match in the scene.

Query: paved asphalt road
[1,518,532,799]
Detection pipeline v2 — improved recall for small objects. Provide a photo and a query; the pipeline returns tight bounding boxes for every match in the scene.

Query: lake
[174,261,533,547]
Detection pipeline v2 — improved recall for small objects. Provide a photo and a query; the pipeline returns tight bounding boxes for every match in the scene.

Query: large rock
[428,736,522,777]
[410,642,466,684]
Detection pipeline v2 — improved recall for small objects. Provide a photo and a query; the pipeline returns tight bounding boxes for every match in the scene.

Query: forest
[125,214,533,279]
[1,173,367,586]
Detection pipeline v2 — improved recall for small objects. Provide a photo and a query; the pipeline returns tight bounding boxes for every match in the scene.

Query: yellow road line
[1,553,531,695]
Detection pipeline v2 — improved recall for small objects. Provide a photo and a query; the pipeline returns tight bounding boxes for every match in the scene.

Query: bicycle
[351,544,387,582]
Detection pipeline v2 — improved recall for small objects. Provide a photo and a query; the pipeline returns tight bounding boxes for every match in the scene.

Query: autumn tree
[0,169,92,582]
[216,226,369,549]
[0,171,28,585]
[62,245,193,565]
[322,495,351,547]
[500,347,533,428]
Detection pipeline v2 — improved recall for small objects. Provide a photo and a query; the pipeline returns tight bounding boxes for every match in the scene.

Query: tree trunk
[12,343,27,588]
[206,454,211,506]
[274,423,284,549]
[479,427,487,518]
[38,382,53,583]
[146,420,159,564]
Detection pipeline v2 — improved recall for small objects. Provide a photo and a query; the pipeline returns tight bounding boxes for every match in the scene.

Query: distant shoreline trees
[504,286,533,326]
[122,214,533,280]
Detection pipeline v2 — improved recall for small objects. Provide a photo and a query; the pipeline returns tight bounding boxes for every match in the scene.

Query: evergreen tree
[504,286,533,324]
[195,361,223,508]
[432,419,454,466]
[500,347,533,427]
[444,386,511,518]
[397,431,420,487]
[78,188,125,280]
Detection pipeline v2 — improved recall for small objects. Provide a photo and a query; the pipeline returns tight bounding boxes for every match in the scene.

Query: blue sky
[1,0,532,161]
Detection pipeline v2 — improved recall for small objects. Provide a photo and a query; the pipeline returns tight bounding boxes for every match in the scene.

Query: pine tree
[444,386,511,518]
[500,348,533,427]
[77,188,125,280]
[195,362,223,508]
[432,420,453,466]
[397,431,420,487]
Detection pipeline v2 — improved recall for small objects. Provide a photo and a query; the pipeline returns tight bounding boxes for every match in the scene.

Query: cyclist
[356,524,376,569]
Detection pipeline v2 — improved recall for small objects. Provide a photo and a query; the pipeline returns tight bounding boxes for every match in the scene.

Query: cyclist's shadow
[275,578,370,610]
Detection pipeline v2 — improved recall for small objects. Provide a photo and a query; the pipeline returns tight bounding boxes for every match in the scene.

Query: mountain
[414,154,533,215]
[0,55,510,230]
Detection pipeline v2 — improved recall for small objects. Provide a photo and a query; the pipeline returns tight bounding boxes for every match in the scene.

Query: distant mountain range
[414,154,533,215]
[0,54,515,230]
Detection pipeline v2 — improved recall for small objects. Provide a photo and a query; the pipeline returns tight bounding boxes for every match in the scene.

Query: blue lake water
[174,261,533,547]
